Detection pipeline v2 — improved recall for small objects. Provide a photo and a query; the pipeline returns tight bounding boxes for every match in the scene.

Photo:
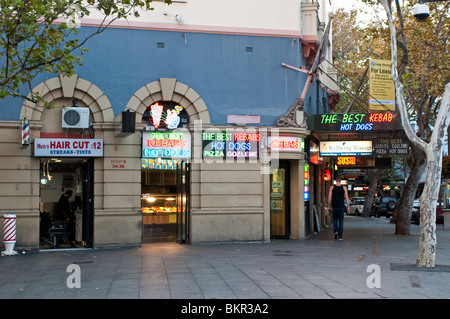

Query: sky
[332,0,376,23]
[333,0,365,10]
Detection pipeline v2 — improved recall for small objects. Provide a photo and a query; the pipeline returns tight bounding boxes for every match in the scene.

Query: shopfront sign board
[202,131,260,159]
[308,112,400,132]
[268,136,304,152]
[369,58,395,111]
[142,131,191,159]
[319,141,372,157]
[373,138,409,155]
[34,138,104,157]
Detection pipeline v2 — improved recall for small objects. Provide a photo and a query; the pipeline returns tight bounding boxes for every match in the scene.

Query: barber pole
[2,214,19,256]
[21,118,30,147]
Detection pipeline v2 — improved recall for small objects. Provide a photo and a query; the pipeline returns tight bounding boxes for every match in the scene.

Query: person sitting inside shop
[55,190,76,247]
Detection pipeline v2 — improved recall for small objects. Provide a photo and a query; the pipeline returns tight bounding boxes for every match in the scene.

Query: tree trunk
[416,113,449,267]
[393,145,426,235]
[380,0,450,268]
[416,155,439,267]
[416,84,450,267]
[362,169,380,217]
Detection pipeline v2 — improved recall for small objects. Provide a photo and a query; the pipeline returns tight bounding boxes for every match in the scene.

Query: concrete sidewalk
[1,216,450,299]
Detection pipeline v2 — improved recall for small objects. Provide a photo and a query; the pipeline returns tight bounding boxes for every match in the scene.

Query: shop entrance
[270,161,291,239]
[39,158,94,249]
[141,160,190,243]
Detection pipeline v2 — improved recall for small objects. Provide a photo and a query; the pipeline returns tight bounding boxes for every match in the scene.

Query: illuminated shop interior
[141,160,178,242]
[140,101,189,242]
[39,158,92,249]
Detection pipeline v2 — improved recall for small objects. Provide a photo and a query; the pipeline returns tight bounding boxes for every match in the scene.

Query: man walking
[327,176,350,240]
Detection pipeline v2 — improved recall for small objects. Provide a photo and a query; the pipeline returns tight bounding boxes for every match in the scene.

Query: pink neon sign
[150,103,163,128]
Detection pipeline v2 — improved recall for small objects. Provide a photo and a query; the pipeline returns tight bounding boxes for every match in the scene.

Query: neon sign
[165,105,184,129]
[268,136,304,152]
[310,112,400,132]
[150,103,163,128]
[324,169,331,181]
[304,164,310,201]
[202,131,260,159]
[145,101,188,130]
[142,131,191,158]
[142,158,178,170]
[336,157,376,166]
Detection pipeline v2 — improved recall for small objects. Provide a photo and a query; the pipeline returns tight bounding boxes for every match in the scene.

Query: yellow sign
[369,59,394,111]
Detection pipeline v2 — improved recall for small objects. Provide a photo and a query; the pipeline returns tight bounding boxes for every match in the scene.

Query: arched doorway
[21,74,113,249]
[127,78,210,243]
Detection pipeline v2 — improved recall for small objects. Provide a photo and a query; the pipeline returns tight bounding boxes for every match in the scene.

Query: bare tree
[380,0,450,267]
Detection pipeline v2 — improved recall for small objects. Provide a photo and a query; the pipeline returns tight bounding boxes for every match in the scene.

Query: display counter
[141,193,177,224]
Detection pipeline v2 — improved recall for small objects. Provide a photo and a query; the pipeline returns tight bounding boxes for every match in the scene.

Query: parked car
[370,196,398,218]
[411,199,444,225]
[350,197,365,203]
[349,199,365,216]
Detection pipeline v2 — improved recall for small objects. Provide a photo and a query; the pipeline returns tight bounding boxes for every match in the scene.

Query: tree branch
[379,0,428,151]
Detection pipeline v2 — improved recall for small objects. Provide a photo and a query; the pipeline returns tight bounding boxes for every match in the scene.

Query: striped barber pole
[2,214,18,256]
[3,214,16,243]
[22,118,30,146]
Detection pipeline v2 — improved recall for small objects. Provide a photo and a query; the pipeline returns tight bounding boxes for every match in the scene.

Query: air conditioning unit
[62,108,91,129]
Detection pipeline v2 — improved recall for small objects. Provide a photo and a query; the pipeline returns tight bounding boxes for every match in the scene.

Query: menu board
[373,138,409,155]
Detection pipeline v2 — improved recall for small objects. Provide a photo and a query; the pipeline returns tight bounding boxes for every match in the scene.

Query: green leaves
[333,0,449,117]
[1,0,172,102]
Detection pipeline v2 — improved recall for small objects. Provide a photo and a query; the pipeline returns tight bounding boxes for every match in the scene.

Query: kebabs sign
[202,131,260,159]
[309,112,401,132]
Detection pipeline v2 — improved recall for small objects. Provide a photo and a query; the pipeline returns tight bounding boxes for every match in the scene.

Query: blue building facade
[2,26,327,124]
[0,1,336,249]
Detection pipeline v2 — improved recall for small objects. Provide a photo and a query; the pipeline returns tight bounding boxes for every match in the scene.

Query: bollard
[2,214,19,256]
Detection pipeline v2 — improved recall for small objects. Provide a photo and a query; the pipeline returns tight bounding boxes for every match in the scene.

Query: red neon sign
[369,113,393,123]
[324,169,331,181]
[233,133,261,142]
[147,139,187,148]
[150,103,163,128]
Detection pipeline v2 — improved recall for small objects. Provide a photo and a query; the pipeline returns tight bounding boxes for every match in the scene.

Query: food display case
[141,193,177,224]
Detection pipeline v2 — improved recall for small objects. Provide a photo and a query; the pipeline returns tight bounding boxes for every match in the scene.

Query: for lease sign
[34,138,104,157]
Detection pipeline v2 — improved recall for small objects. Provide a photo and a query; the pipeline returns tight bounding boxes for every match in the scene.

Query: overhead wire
[317,66,370,113]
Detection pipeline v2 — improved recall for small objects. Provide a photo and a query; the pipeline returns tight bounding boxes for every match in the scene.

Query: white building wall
[85,0,302,37]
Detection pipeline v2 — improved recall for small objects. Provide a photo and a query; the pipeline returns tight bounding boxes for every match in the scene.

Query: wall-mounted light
[175,14,182,22]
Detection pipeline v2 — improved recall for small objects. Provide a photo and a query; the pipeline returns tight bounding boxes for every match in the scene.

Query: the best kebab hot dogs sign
[34,138,104,157]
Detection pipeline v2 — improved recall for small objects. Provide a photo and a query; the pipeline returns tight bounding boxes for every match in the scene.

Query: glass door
[270,161,290,238]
